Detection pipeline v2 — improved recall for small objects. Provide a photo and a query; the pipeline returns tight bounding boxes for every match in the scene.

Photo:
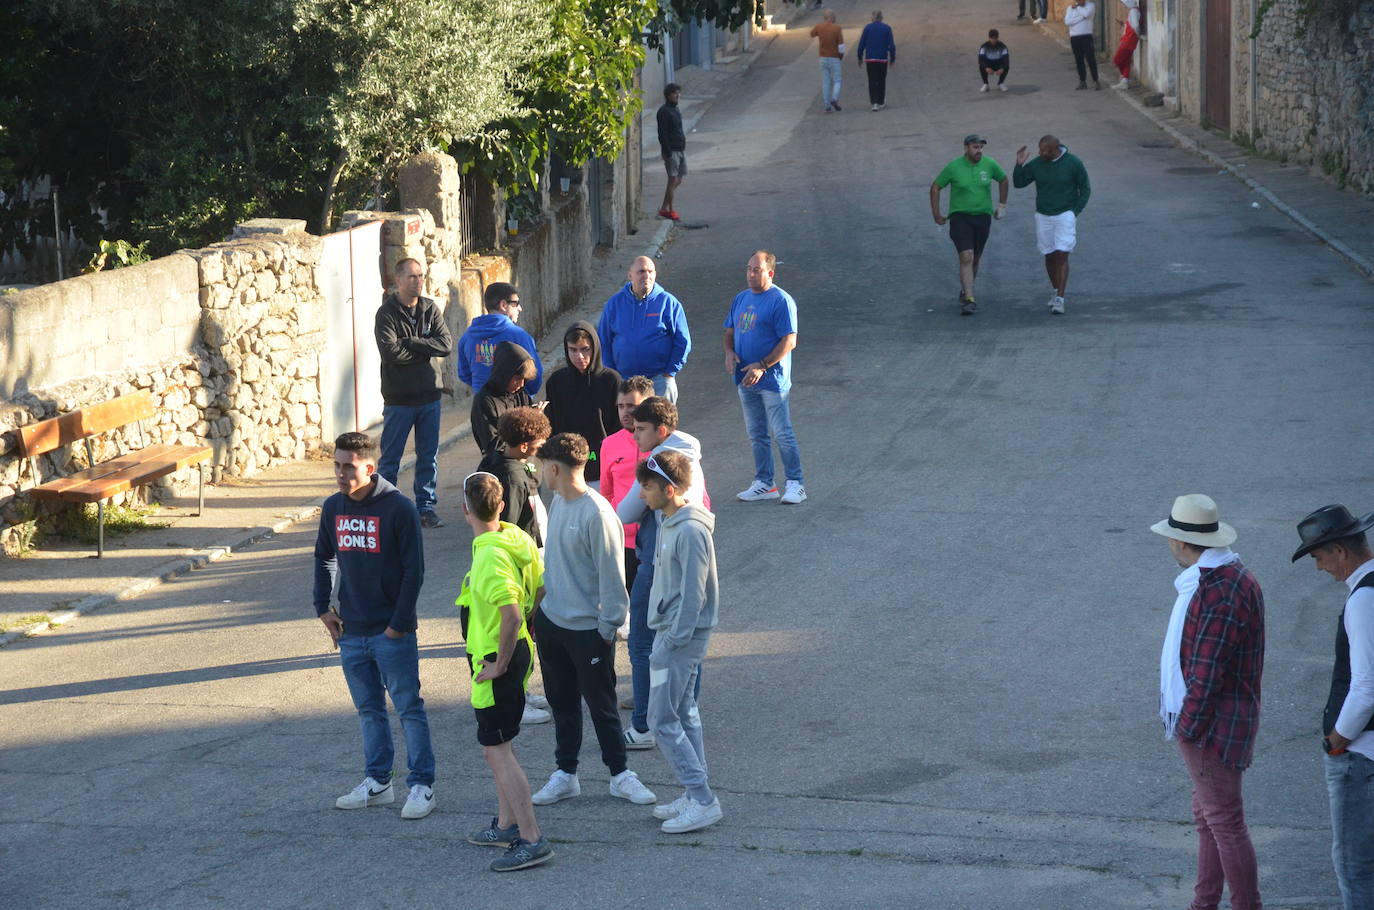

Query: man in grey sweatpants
[635,448,722,833]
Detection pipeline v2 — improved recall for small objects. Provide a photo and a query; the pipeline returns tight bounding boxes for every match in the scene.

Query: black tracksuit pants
[533,609,628,776]
[1071,34,1099,82]
[865,62,889,105]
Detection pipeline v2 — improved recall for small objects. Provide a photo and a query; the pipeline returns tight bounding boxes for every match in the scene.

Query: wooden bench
[16,390,213,557]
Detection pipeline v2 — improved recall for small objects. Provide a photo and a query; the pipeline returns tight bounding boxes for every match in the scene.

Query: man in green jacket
[1013,135,1091,315]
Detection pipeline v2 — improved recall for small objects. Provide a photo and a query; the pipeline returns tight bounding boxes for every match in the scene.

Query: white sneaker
[522,704,551,724]
[401,784,434,819]
[999,83,1008,92]
[1032,17,1042,23]
[1050,297,1066,315]
[531,769,580,805]
[335,776,394,809]
[526,693,549,709]
[623,727,656,750]
[737,481,780,502]
[652,793,692,820]
[609,769,657,805]
[1114,78,1129,89]
[875,103,884,111]
[660,796,723,833]
[780,481,807,504]
[979,84,989,93]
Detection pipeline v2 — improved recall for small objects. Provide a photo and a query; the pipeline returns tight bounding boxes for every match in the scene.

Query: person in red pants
[1112,0,1141,88]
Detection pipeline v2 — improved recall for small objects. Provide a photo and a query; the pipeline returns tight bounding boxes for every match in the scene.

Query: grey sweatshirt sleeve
[616,480,648,524]
[660,524,711,651]
[592,507,629,637]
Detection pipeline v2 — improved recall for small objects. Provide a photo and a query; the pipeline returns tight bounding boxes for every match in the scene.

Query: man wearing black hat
[930,135,1009,316]
[1294,504,1374,910]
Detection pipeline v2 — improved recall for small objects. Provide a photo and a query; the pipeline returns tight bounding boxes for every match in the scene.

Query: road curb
[0,422,473,649]
[1031,19,1374,281]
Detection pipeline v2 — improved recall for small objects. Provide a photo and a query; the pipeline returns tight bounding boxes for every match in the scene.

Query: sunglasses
[646,454,677,487]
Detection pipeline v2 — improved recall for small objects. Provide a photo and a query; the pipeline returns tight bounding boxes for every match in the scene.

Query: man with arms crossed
[726,250,805,505]
[638,449,722,833]
[374,258,452,528]
[458,471,553,871]
[598,257,691,404]
[932,134,1009,315]
[1152,494,1263,910]
[314,432,436,821]
[1293,504,1374,909]
[1013,135,1090,315]
[529,433,656,808]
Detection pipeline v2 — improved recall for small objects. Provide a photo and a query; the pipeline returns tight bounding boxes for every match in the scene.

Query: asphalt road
[3,0,1372,907]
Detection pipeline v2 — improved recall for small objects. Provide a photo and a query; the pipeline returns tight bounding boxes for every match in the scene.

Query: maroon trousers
[1178,739,1262,910]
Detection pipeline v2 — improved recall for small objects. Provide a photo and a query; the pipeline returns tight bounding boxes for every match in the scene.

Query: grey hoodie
[647,504,719,650]
[539,488,629,638]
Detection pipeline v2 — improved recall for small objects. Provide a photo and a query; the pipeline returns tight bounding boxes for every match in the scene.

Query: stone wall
[0,225,327,554]
[1250,0,1374,193]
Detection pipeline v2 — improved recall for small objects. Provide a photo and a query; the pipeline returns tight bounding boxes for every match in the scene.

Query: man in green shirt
[457,471,554,871]
[1012,134,1091,315]
[931,134,1009,316]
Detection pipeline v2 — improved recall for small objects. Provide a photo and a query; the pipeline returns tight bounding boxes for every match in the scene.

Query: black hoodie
[543,320,622,482]
[471,340,536,455]
[375,291,453,406]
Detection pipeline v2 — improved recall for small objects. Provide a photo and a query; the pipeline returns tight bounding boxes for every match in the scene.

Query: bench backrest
[16,390,155,458]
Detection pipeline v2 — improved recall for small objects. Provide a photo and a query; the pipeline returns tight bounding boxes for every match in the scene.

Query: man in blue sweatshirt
[597,256,691,404]
[458,282,544,396]
[314,432,436,821]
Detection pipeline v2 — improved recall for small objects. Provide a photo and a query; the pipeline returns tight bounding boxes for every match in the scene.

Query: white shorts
[1035,211,1077,254]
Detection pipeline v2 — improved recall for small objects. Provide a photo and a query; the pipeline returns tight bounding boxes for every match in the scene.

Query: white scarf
[1160,547,1239,738]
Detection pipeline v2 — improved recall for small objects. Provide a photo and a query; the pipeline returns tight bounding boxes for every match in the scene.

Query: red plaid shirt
[1177,561,1266,768]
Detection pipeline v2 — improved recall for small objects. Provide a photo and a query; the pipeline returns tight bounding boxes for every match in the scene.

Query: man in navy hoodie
[458,282,544,396]
[315,431,437,822]
[597,257,690,404]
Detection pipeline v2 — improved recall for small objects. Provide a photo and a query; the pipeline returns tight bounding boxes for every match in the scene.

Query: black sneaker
[960,297,976,316]
[831,102,842,112]
[419,511,445,529]
[468,816,520,848]
[491,836,554,872]
[1076,81,1087,90]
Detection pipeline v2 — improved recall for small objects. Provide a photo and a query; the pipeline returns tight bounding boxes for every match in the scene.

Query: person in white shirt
[1065,0,1101,90]
[1294,503,1374,910]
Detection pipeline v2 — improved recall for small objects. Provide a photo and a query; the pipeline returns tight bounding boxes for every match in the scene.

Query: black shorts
[949,212,992,255]
[470,639,531,746]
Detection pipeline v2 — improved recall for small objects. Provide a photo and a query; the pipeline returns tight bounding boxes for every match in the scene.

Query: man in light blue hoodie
[636,448,721,834]
[458,282,543,395]
[597,257,691,404]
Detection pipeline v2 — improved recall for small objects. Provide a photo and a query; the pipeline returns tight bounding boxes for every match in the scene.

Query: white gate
[319,220,386,440]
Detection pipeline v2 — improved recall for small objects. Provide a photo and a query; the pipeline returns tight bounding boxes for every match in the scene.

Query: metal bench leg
[197,463,205,517]
[97,500,105,559]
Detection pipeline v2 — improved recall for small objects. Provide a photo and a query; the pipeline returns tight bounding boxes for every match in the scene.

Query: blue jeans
[339,631,435,787]
[1325,750,1374,909]
[378,399,440,513]
[652,374,678,404]
[820,57,842,106]
[738,385,803,486]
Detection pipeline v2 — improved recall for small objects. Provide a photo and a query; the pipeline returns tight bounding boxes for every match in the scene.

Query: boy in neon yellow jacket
[456,471,553,872]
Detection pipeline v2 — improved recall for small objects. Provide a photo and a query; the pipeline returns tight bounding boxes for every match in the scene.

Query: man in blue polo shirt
[723,250,805,505]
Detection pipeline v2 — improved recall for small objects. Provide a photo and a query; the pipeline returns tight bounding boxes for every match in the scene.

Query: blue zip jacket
[313,475,424,636]
[457,314,543,395]
[597,282,691,379]
[856,20,896,62]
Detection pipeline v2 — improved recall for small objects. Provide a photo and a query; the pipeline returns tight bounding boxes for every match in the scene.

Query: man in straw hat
[1293,503,1374,909]
[1151,493,1264,910]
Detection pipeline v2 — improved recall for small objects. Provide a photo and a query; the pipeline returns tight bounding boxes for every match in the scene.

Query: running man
[931,134,1009,315]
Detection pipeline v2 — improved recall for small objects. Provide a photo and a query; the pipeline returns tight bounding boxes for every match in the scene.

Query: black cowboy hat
[1292,504,1374,562]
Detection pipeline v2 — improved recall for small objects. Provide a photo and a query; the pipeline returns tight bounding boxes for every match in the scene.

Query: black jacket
[477,448,543,546]
[543,320,621,482]
[657,101,685,154]
[375,291,453,406]
[471,341,536,455]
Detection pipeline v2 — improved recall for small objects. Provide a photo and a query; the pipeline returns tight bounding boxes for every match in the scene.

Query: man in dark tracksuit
[374,257,453,528]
